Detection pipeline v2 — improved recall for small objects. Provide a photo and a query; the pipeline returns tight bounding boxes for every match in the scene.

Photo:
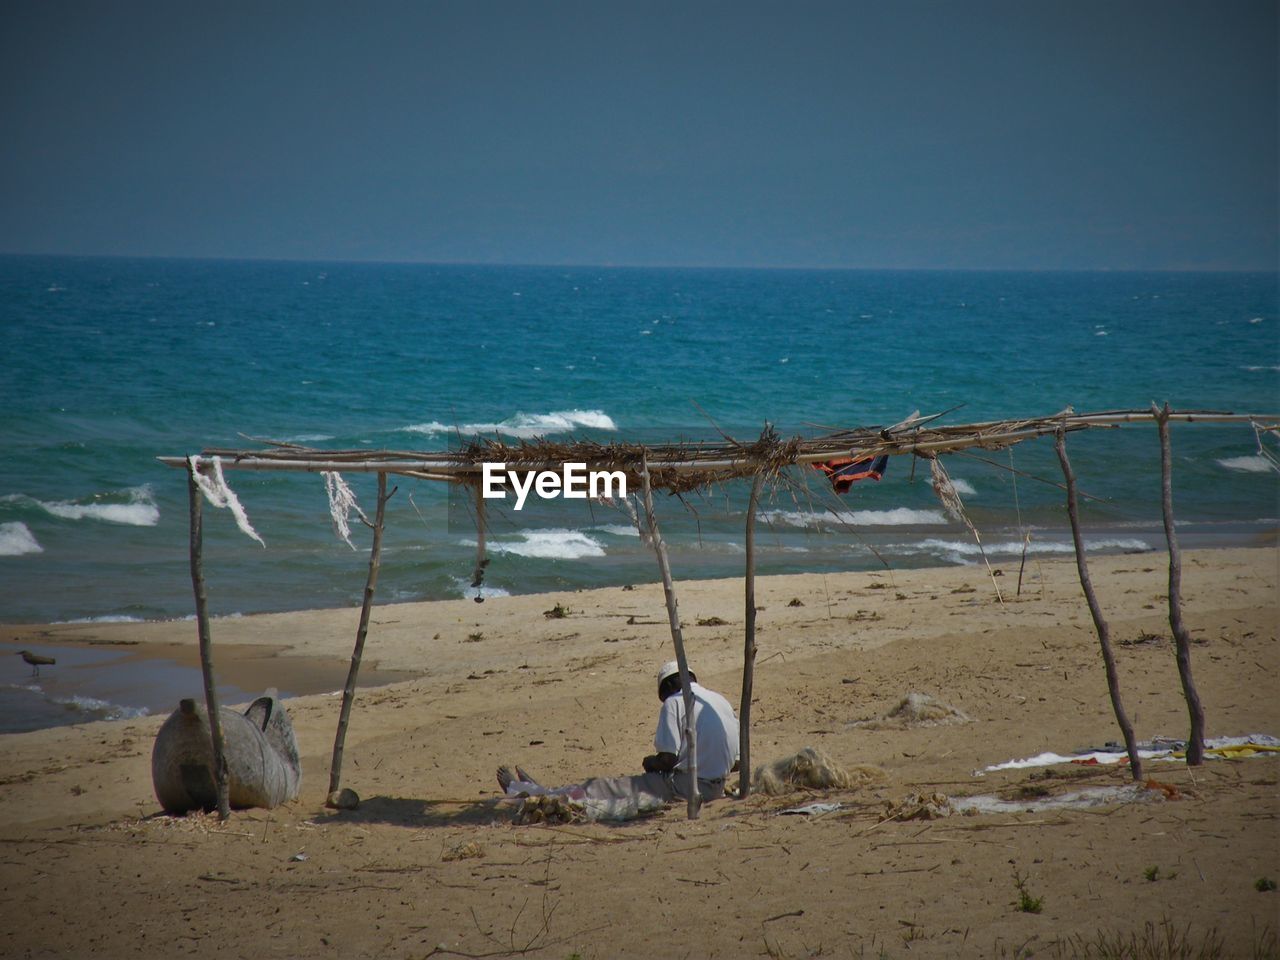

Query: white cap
[657,660,697,686]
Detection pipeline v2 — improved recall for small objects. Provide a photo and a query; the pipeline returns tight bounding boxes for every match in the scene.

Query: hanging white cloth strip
[322,471,368,549]
[188,455,265,546]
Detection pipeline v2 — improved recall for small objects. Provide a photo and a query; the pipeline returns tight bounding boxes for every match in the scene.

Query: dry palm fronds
[883,792,954,821]
[514,794,584,825]
[441,840,485,861]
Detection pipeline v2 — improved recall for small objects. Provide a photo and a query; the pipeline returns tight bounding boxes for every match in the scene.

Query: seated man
[498,660,740,809]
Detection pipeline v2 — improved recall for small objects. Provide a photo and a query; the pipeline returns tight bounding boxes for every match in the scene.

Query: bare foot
[496,765,515,793]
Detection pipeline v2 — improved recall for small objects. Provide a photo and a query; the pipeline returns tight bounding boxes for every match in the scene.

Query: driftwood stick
[188,463,231,820]
[1155,403,1206,765]
[471,482,488,600]
[739,472,764,799]
[1055,430,1143,780]
[737,471,762,798]
[329,471,390,796]
[640,455,699,820]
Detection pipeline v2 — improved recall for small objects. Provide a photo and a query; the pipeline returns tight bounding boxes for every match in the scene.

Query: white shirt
[654,681,740,781]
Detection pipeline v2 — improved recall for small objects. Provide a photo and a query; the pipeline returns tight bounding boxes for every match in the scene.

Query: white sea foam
[761,508,948,529]
[1241,365,1280,372]
[58,615,145,624]
[593,524,641,537]
[0,522,42,556]
[949,478,976,496]
[285,433,335,443]
[693,540,746,554]
[9,486,161,527]
[449,577,512,601]
[54,693,150,721]
[402,409,618,439]
[900,537,1151,561]
[466,528,606,560]
[1217,456,1274,474]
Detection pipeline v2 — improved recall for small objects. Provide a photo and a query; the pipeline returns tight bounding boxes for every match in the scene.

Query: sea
[0,256,1276,729]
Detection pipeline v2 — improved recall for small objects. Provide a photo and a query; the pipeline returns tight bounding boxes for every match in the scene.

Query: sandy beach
[0,546,1276,958]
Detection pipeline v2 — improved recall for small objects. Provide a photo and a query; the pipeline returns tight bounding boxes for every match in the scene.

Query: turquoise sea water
[1,257,1276,636]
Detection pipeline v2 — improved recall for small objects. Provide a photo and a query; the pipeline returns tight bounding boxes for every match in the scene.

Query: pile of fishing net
[752,746,886,796]
[854,691,971,729]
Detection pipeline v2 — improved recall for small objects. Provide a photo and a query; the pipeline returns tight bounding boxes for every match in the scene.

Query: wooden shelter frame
[161,407,1277,820]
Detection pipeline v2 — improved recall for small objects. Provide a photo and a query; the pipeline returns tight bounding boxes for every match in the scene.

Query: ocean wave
[592,524,641,537]
[899,537,1152,560]
[761,508,948,529]
[691,540,745,554]
[402,409,617,439]
[0,522,42,557]
[465,528,606,560]
[1240,365,1280,372]
[1217,456,1274,474]
[57,615,145,624]
[449,577,513,601]
[949,478,976,496]
[54,693,150,722]
[2,683,151,723]
[4,486,160,527]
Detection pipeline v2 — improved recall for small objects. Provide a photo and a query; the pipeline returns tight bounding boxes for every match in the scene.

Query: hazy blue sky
[2,2,1275,269]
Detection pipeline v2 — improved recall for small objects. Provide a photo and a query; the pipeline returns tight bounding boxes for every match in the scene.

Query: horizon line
[0,250,1274,275]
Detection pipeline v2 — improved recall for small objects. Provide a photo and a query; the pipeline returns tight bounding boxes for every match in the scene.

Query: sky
[1,1,1276,270]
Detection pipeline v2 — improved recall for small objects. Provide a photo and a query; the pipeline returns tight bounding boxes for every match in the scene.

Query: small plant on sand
[543,603,571,619]
[465,631,484,642]
[1256,877,1277,892]
[1144,865,1161,882]
[1013,870,1044,914]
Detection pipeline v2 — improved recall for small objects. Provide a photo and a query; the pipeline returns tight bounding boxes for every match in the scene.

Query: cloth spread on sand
[953,784,1163,814]
[503,770,722,822]
[779,802,843,816]
[978,734,1280,775]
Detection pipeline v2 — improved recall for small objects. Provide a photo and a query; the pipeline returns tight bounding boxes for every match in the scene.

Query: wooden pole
[640,455,699,819]
[739,472,764,799]
[328,471,390,797]
[471,482,487,601]
[1054,430,1144,781]
[1154,403,1206,765]
[188,464,231,819]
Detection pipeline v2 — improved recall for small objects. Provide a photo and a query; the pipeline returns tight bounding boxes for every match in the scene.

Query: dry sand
[0,547,1277,958]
